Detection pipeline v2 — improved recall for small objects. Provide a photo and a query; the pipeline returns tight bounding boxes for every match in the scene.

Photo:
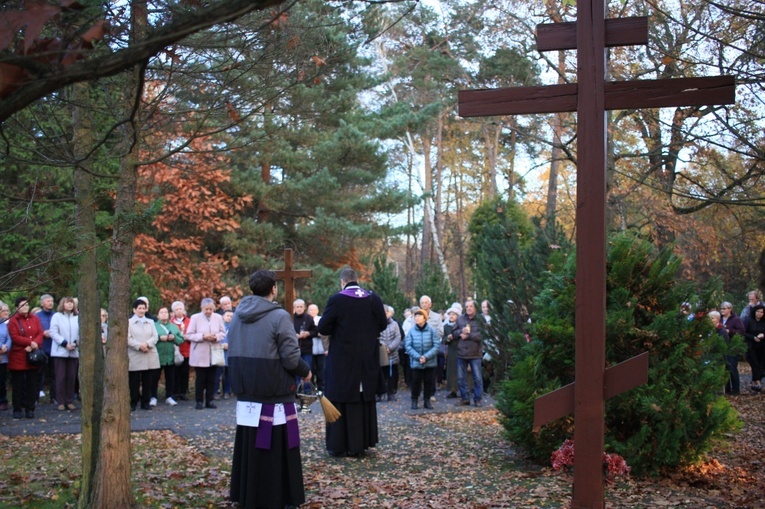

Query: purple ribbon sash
[255,403,300,450]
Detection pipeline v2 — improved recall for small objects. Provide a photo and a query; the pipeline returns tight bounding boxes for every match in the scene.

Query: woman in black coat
[743,303,765,392]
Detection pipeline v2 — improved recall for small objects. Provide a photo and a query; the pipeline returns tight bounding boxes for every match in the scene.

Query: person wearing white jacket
[128,299,160,411]
[49,297,80,411]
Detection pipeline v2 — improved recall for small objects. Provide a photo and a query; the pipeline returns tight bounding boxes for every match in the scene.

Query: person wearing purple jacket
[721,301,745,395]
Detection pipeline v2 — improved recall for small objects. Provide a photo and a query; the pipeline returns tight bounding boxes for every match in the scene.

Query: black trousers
[152,364,175,399]
[129,369,154,408]
[382,363,398,395]
[312,354,326,392]
[194,365,217,404]
[0,363,7,404]
[11,369,40,412]
[410,367,435,401]
[174,357,190,397]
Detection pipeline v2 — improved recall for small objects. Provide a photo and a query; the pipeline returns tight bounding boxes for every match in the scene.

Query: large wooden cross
[458,2,734,507]
[274,248,312,310]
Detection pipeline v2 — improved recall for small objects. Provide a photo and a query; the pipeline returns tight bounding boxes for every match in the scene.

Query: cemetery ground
[1,368,764,508]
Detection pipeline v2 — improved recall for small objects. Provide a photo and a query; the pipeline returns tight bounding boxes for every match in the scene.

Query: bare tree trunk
[481,123,500,199]
[546,119,563,219]
[455,170,468,303]
[406,153,416,298]
[434,112,444,259]
[88,1,148,507]
[421,136,433,268]
[546,50,569,221]
[258,161,271,223]
[73,81,106,509]
[505,124,517,200]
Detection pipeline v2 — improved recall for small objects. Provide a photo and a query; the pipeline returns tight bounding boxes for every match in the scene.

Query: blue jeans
[458,357,483,403]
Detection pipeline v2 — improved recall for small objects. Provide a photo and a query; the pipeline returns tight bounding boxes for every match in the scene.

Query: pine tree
[370,256,410,321]
[496,232,741,474]
[414,262,455,313]
[469,198,570,382]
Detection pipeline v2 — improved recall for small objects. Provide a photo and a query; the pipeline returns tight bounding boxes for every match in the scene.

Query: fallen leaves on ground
[0,393,763,507]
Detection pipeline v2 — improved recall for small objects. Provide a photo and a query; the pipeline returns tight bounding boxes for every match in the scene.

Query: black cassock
[318,283,387,455]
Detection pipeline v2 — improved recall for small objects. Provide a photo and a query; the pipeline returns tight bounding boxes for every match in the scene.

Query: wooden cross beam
[458,7,734,509]
[274,248,312,310]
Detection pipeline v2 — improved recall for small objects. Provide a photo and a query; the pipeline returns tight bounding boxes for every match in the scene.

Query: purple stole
[255,403,300,450]
[340,285,371,299]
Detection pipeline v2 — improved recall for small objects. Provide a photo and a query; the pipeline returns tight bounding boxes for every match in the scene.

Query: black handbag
[27,349,48,366]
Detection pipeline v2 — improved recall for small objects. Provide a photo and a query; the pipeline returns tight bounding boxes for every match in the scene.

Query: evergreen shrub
[495,232,741,475]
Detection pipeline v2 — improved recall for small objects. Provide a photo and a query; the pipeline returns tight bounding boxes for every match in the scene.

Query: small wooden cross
[459,2,734,508]
[274,248,312,310]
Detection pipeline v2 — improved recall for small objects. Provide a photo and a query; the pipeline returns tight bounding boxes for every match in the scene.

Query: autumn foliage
[0,0,108,99]
[134,135,251,307]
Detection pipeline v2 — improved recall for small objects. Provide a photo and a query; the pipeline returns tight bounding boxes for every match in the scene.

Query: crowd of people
[708,290,765,395]
[0,283,498,424]
[2,278,762,509]
[0,293,239,418]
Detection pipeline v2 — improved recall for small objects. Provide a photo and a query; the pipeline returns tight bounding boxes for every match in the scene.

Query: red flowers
[551,439,631,481]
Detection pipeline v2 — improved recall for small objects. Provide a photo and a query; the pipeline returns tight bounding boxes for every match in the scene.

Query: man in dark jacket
[293,299,317,391]
[227,270,311,509]
[318,267,387,457]
[451,300,486,407]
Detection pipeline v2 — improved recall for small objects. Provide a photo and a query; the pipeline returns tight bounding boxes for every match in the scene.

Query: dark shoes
[446,392,458,399]
[13,411,22,419]
[25,411,35,419]
[411,400,418,410]
[387,394,397,402]
[177,394,189,401]
[196,402,204,410]
[205,402,217,409]
[0,402,7,411]
[140,405,151,411]
[424,400,433,410]
[459,400,470,406]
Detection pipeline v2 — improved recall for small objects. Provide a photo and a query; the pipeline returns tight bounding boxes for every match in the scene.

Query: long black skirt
[230,424,305,509]
[325,400,378,455]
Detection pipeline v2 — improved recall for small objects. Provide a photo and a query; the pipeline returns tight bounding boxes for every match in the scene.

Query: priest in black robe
[318,267,388,457]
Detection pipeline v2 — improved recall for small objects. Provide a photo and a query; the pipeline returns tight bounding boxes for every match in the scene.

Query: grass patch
[0,431,231,508]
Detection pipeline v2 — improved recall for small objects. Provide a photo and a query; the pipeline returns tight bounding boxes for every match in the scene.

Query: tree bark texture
[72,80,106,509]
[86,0,148,507]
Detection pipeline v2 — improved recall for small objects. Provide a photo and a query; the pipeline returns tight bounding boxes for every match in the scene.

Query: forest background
[1,0,764,315]
[1,0,765,506]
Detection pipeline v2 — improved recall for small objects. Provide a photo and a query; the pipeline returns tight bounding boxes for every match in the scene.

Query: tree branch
[0,0,290,122]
